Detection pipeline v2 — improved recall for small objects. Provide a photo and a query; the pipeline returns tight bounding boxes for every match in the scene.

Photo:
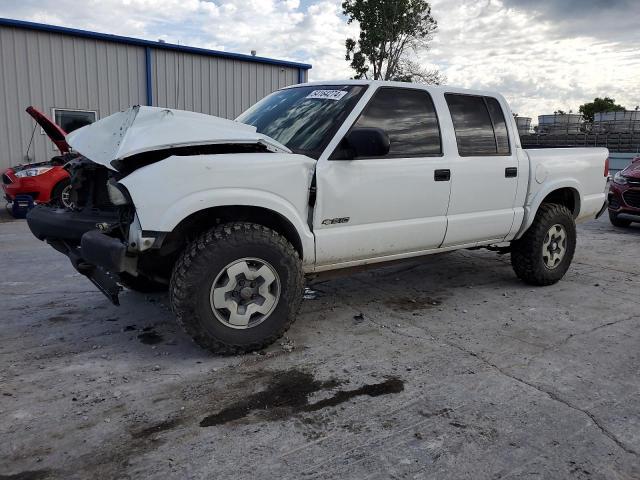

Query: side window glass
[485,97,511,154]
[349,88,442,158]
[445,94,497,156]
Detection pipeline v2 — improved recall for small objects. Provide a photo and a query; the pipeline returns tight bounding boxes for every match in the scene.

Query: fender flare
[141,188,315,264]
[516,179,582,239]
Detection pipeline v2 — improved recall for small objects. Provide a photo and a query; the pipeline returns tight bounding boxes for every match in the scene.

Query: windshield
[236,85,366,158]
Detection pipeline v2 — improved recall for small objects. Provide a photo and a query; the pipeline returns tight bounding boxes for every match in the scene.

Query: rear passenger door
[441,93,519,246]
[313,87,451,266]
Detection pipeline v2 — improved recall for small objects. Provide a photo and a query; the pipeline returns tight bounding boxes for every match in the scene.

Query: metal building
[0,18,311,170]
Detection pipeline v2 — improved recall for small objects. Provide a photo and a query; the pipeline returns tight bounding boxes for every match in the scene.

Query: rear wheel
[170,222,304,354]
[511,203,576,286]
[51,179,73,208]
[609,211,632,228]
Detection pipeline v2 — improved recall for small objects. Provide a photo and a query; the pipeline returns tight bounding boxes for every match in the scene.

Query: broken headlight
[107,179,132,206]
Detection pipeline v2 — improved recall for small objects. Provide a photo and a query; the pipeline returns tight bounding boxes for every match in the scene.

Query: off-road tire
[50,179,71,208]
[170,222,304,355]
[608,211,632,228]
[119,272,168,293]
[511,203,576,286]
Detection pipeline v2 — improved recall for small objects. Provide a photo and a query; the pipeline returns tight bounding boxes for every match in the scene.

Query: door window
[340,87,442,158]
[445,94,511,156]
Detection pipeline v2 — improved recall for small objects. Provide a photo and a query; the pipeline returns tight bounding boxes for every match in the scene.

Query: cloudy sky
[1,0,638,119]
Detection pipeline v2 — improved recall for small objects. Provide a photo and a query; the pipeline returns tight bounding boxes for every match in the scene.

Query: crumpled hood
[66,106,291,170]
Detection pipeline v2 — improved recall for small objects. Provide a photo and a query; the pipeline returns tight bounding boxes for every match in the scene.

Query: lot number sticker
[305,90,348,101]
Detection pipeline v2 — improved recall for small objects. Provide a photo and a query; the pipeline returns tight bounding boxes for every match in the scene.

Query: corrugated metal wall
[0,24,307,170]
[152,50,304,118]
[0,26,146,168]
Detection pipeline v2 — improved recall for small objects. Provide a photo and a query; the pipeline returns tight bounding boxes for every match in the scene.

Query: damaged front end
[25,105,290,305]
[27,158,138,304]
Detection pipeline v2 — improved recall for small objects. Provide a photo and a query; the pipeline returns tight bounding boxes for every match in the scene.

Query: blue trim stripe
[145,47,153,106]
[0,17,312,70]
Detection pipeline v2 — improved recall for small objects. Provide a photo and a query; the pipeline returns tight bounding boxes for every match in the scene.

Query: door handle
[434,169,451,181]
[505,167,518,178]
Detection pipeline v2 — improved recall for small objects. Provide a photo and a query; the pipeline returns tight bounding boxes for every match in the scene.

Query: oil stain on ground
[200,369,403,427]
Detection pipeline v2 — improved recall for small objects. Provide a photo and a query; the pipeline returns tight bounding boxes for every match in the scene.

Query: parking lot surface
[1,212,639,480]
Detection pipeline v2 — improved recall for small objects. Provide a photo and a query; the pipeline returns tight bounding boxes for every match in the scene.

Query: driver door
[313,87,451,267]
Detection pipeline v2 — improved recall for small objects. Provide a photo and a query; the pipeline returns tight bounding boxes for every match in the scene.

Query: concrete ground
[1,210,639,480]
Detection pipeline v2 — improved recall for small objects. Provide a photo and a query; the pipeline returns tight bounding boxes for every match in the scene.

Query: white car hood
[66,106,290,170]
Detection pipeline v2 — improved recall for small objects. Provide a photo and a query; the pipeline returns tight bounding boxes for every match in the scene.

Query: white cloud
[1,0,638,120]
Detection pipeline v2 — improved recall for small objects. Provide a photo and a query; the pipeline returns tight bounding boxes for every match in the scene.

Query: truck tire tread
[169,222,304,355]
[510,203,576,286]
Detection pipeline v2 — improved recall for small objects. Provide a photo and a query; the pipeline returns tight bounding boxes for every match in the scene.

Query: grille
[2,173,12,184]
[623,189,640,208]
[627,177,640,186]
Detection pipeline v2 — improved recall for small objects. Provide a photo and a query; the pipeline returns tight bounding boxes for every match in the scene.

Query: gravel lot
[1,211,639,480]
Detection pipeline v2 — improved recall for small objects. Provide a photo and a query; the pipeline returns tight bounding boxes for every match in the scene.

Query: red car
[2,107,74,209]
[608,156,640,227]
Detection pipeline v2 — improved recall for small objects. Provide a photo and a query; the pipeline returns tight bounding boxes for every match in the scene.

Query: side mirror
[339,127,390,159]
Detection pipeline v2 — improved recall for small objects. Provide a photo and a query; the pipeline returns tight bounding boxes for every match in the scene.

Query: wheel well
[541,188,579,217]
[164,205,304,258]
[51,177,70,193]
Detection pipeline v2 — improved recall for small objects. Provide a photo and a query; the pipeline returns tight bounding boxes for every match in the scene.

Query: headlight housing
[15,166,53,178]
[613,171,628,185]
[106,179,131,206]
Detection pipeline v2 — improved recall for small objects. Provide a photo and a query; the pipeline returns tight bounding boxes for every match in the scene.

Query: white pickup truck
[27,80,609,353]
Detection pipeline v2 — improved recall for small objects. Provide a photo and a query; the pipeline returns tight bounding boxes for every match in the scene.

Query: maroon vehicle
[608,156,640,227]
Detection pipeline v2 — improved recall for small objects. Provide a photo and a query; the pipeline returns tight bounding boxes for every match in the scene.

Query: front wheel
[169,223,304,354]
[511,203,576,286]
[51,179,73,208]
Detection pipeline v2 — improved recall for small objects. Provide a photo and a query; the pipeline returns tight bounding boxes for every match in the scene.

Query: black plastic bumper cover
[81,230,129,273]
[27,205,120,241]
[47,235,125,306]
[26,206,130,305]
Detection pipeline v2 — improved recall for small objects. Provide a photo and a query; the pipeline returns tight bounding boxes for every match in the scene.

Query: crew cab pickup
[26,80,609,354]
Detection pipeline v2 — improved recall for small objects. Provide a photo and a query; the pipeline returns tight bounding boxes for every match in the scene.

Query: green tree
[343,0,444,84]
[578,97,625,123]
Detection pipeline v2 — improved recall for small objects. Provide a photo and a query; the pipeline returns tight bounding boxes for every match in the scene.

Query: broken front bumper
[26,206,133,305]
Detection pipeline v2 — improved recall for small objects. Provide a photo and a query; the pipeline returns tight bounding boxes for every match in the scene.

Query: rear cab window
[445,93,511,156]
[333,87,442,159]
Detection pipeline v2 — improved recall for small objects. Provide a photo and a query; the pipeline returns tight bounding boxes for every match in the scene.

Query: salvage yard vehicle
[2,107,75,209]
[26,81,609,354]
[608,156,640,227]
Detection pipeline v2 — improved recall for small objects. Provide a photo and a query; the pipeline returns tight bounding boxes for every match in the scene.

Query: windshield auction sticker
[305,90,348,101]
